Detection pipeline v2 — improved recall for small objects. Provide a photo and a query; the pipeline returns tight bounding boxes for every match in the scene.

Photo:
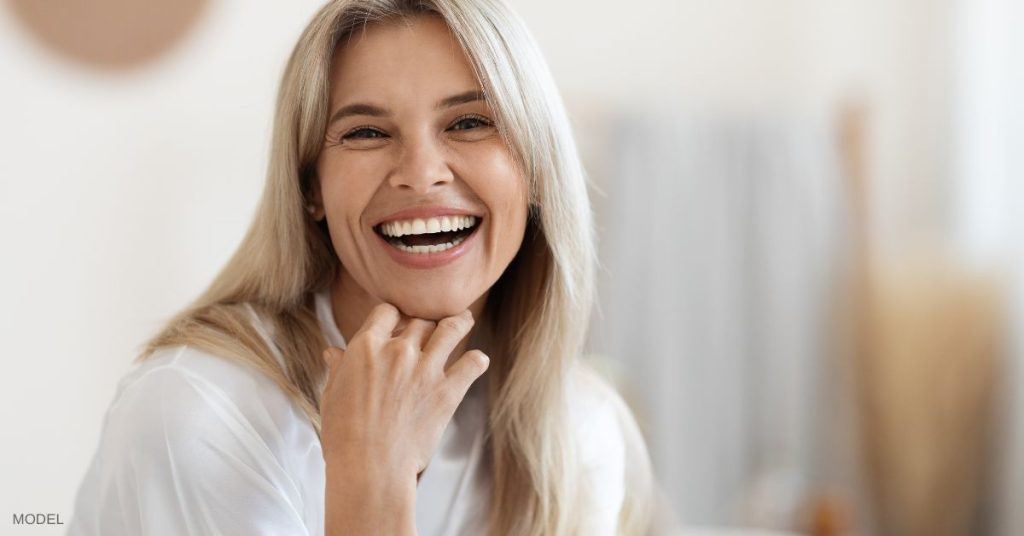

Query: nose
[387,133,454,193]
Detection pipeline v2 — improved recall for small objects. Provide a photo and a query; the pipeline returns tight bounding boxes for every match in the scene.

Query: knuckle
[386,337,418,357]
[439,315,469,333]
[357,330,383,349]
[436,386,459,408]
[363,354,380,373]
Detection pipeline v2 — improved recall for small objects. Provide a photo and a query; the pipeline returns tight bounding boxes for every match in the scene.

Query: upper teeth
[379,215,478,238]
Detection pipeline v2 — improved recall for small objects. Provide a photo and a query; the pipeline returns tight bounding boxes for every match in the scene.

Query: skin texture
[309,14,530,535]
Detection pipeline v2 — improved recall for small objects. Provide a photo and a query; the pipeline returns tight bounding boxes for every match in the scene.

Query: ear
[306,173,326,221]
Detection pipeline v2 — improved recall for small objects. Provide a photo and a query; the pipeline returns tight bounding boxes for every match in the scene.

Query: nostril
[387,158,455,190]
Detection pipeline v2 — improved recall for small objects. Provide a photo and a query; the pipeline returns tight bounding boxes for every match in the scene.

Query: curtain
[586,110,850,531]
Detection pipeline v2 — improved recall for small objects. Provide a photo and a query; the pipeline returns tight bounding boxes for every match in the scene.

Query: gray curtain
[587,111,852,531]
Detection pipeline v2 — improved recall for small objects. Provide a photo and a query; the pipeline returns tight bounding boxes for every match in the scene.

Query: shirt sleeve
[70,354,315,536]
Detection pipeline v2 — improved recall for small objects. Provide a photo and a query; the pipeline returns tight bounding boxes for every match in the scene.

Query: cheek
[320,156,379,206]
[494,187,528,245]
[317,157,380,248]
[472,152,528,253]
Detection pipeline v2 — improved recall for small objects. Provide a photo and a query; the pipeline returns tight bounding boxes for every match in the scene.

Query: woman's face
[313,14,529,320]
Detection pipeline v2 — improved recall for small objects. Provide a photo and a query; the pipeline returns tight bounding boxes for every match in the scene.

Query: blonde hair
[138,0,652,534]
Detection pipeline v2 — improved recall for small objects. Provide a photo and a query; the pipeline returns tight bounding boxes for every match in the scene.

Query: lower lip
[374,222,481,269]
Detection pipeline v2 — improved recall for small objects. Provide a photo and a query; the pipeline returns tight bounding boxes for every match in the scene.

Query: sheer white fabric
[67,288,626,535]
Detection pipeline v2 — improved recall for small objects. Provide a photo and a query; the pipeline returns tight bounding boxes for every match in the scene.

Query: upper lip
[371,205,484,227]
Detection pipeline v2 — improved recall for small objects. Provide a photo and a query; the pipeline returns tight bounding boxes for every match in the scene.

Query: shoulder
[565,361,632,526]
[72,346,321,534]
[115,344,299,423]
[566,361,628,464]
[103,344,317,475]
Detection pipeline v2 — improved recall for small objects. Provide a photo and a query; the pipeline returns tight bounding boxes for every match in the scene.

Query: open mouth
[374,214,482,254]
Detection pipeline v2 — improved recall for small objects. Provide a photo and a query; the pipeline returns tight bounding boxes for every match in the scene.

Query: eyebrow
[436,89,486,109]
[327,90,486,126]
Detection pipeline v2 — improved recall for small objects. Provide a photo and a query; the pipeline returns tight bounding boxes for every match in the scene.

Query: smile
[374,215,481,254]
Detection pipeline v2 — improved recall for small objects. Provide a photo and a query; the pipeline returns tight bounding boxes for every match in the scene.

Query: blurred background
[0,0,1020,535]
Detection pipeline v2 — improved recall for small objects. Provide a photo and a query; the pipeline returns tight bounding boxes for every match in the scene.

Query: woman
[68,0,653,534]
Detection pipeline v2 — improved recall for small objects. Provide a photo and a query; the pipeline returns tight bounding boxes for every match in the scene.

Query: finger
[444,350,489,402]
[398,318,436,350]
[392,316,411,338]
[353,302,401,341]
[423,310,475,367]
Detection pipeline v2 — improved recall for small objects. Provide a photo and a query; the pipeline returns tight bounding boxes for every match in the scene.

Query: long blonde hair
[138,1,652,533]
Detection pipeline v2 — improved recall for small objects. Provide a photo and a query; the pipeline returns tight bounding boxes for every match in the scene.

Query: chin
[389,291,477,321]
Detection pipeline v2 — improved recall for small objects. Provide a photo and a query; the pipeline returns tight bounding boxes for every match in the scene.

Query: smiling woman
[311,15,528,320]
[66,1,653,535]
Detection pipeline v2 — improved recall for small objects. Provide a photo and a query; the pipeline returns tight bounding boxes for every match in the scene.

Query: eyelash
[339,114,493,141]
[448,114,493,131]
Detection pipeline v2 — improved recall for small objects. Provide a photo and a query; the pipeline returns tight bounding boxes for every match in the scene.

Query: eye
[448,115,493,131]
[342,127,388,140]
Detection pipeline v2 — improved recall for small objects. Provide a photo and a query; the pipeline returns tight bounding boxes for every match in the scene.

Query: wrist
[325,447,418,485]
[326,457,417,494]
[325,455,417,535]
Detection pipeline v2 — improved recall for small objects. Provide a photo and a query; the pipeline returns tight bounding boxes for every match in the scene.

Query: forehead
[328,14,480,102]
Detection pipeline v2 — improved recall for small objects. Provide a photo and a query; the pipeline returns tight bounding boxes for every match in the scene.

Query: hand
[319,303,489,479]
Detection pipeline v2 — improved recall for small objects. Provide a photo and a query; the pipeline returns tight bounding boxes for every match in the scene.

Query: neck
[328,268,488,368]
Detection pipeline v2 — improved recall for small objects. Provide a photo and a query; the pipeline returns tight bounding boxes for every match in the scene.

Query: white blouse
[68,289,626,535]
